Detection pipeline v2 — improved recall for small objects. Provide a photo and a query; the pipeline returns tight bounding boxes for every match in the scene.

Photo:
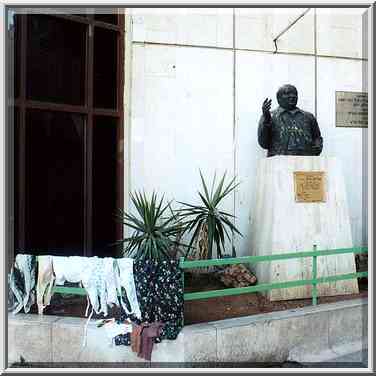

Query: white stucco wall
[126,7,369,256]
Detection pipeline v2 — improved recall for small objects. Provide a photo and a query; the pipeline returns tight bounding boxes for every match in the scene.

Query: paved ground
[301,349,368,368]
[330,349,368,366]
[10,350,369,369]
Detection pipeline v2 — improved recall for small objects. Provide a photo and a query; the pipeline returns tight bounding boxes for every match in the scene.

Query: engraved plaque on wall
[336,91,368,128]
[294,171,326,203]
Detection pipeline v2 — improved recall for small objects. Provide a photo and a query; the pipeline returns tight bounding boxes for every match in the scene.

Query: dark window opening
[25,110,85,255]
[92,116,122,256]
[9,12,125,259]
[26,15,87,105]
[94,14,118,25]
[94,27,118,109]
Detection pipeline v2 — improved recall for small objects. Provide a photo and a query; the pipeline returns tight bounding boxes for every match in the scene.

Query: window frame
[10,11,125,257]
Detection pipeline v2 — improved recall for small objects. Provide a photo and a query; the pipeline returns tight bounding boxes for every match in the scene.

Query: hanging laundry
[80,257,108,316]
[115,259,183,347]
[79,257,141,319]
[104,258,118,307]
[8,254,143,331]
[80,257,140,348]
[137,322,164,361]
[36,256,55,315]
[50,256,141,320]
[52,256,108,317]
[8,273,15,310]
[130,323,147,354]
[52,254,97,342]
[9,254,36,314]
[52,256,87,285]
[116,258,142,319]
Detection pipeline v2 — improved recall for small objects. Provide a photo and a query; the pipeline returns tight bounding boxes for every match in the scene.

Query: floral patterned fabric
[114,259,183,346]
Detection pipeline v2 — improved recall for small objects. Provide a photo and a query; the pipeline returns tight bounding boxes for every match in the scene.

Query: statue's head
[277,84,298,110]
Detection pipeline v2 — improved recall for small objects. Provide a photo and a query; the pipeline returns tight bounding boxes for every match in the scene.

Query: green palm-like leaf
[212,171,227,206]
[116,191,188,262]
[199,169,211,203]
[177,171,243,260]
[210,171,217,201]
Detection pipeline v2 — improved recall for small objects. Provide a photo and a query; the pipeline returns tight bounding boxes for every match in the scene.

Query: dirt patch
[183,273,368,325]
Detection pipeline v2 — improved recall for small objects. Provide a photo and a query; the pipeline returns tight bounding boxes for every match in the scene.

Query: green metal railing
[50,246,367,315]
[178,246,368,306]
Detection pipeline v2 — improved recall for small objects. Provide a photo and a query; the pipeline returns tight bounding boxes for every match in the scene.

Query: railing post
[179,256,185,326]
[312,244,318,306]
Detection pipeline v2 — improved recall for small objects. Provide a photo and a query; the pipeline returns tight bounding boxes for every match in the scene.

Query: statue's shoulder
[301,109,316,119]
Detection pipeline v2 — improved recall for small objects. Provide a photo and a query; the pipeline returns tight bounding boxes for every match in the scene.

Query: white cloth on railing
[9,254,36,314]
[104,258,120,308]
[9,255,142,324]
[80,257,141,319]
[80,257,108,315]
[80,257,141,346]
[36,255,55,315]
[52,256,88,285]
[116,258,142,319]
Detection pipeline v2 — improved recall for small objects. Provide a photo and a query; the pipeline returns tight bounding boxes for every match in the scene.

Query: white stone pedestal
[250,156,359,301]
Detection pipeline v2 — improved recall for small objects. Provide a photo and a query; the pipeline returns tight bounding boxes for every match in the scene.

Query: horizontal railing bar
[50,248,368,303]
[52,286,129,298]
[52,270,368,299]
[183,271,368,301]
[52,286,87,296]
[180,247,367,269]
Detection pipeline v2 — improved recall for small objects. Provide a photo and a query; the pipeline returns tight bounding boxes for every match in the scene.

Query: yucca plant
[177,171,242,260]
[116,191,187,262]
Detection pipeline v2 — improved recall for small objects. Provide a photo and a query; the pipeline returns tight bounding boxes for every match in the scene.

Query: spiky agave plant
[116,191,186,262]
[177,171,242,260]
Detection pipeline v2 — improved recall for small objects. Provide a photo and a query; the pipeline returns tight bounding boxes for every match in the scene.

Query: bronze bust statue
[258,84,323,157]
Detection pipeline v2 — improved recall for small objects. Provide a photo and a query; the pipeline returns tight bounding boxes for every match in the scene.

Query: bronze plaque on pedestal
[294,171,326,203]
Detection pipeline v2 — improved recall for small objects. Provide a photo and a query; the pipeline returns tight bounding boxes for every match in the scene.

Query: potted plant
[116,191,187,261]
[177,170,242,262]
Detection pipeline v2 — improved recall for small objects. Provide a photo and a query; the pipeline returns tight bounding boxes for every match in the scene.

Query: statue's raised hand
[262,98,272,122]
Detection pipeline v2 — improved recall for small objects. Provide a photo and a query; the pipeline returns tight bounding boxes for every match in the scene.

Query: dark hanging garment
[115,259,184,346]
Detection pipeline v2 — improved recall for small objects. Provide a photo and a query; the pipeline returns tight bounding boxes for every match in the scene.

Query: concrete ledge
[8,298,368,365]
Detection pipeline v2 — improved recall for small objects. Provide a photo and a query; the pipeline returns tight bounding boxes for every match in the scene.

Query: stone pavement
[297,349,368,368]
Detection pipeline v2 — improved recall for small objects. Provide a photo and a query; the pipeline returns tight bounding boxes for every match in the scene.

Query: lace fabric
[52,256,87,285]
[10,255,142,333]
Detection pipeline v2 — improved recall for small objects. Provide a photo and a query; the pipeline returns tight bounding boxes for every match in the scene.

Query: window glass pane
[25,110,85,255]
[8,12,20,99]
[14,15,20,100]
[93,27,118,109]
[92,116,121,257]
[94,14,118,25]
[26,15,86,105]
[13,108,19,252]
